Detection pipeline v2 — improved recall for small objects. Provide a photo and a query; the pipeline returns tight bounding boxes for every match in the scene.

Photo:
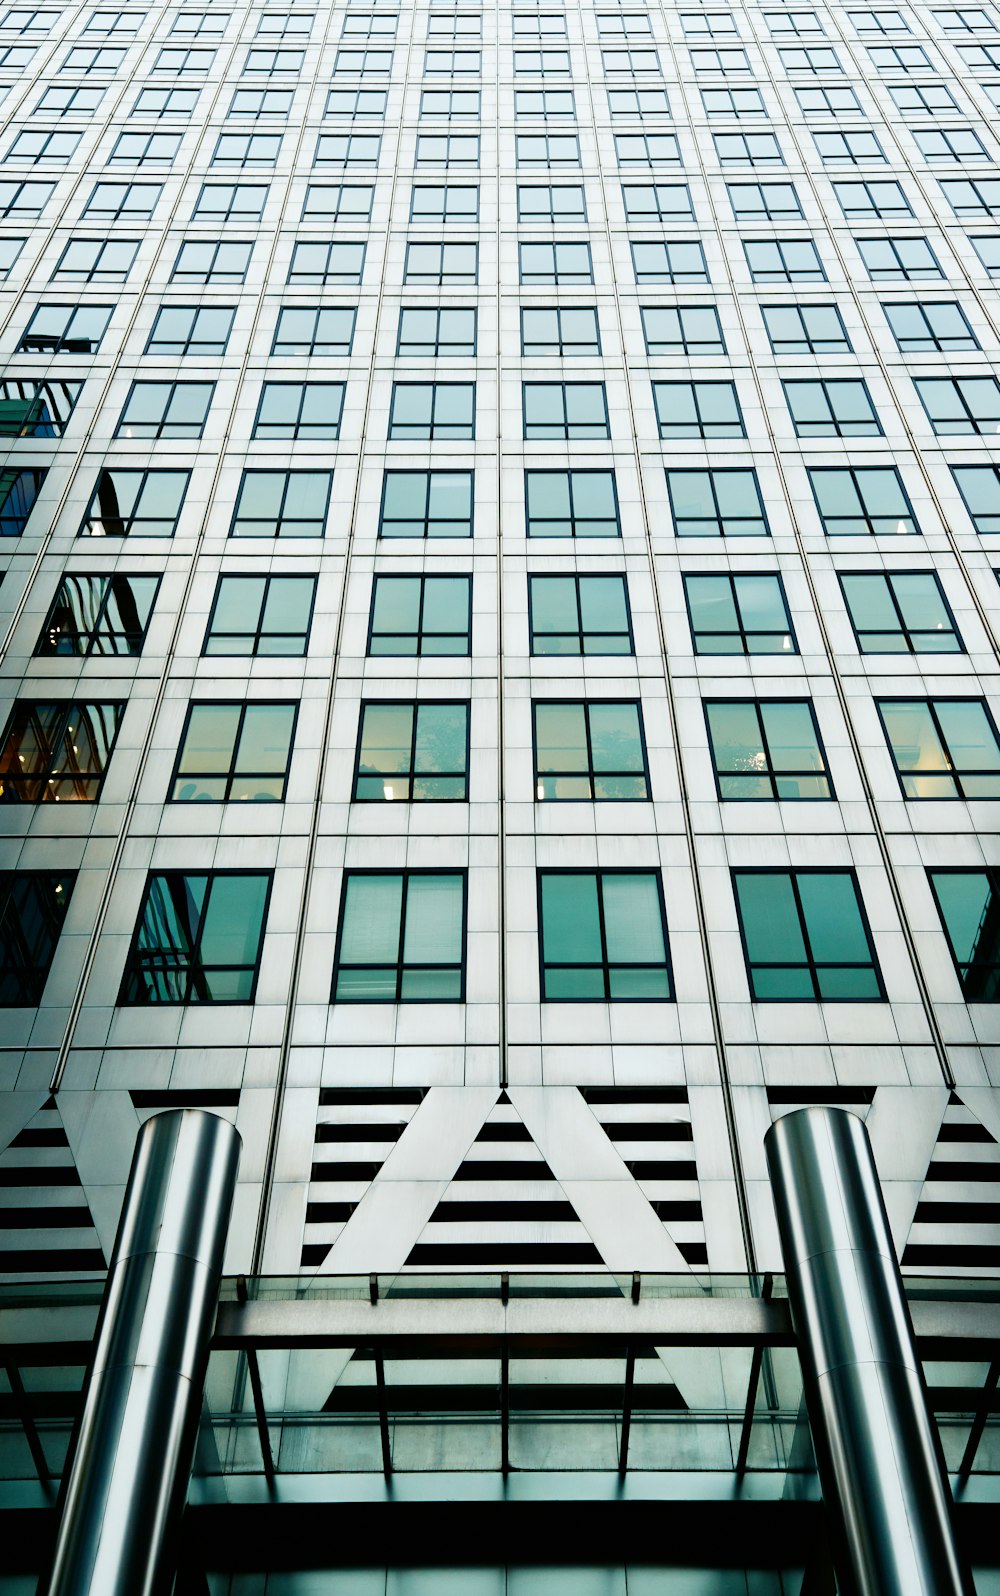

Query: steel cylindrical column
[46,1108,241,1596]
[765,1106,968,1596]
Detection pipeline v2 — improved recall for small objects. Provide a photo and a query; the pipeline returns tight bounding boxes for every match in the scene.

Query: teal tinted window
[253,381,344,440]
[653,381,744,438]
[952,464,1000,533]
[369,575,472,655]
[881,301,978,352]
[0,467,45,536]
[528,574,633,655]
[170,702,297,802]
[533,701,649,799]
[783,378,882,436]
[36,573,160,657]
[877,698,1000,798]
[928,869,1000,1000]
[334,871,466,1001]
[0,700,124,802]
[115,380,214,438]
[640,304,725,354]
[230,470,331,537]
[684,573,796,655]
[705,700,832,799]
[271,305,355,355]
[0,870,75,1005]
[388,382,475,439]
[915,376,1000,435]
[761,303,851,353]
[733,869,883,1000]
[807,466,917,535]
[354,702,469,800]
[523,382,609,439]
[521,306,600,355]
[525,470,619,537]
[838,571,962,653]
[204,575,315,657]
[80,468,189,538]
[121,871,271,1003]
[539,870,672,1000]
[666,468,768,537]
[379,471,473,538]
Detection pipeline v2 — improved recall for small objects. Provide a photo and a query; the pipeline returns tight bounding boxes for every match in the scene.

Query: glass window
[928,869,1000,1000]
[315,131,382,165]
[833,179,912,217]
[145,305,234,356]
[701,86,765,115]
[912,127,989,162]
[369,575,472,655]
[5,129,81,163]
[610,87,672,116]
[388,383,475,439]
[228,88,292,118]
[631,239,710,283]
[855,235,942,279]
[795,84,862,113]
[517,132,580,166]
[404,240,478,284]
[301,183,374,220]
[0,467,45,536]
[0,872,75,1006]
[171,239,253,283]
[666,468,768,537]
[515,88,576,116]
[888,82,957,113]
[640,304,724,354]
[0,377,81,437]
[0,177,52,215]
[913,376,1000,435]
[133,87,199,117]
[528,574,633,655]
[253,382,344,440]
[0,700,123,802]
[64,45,125,71]
[204,575,316,657]
[107,131,181,166]
[397,306,476,355]
[684,572,797,655]
[354,702,469,801]
[882,300,978,351]
[744,238,826,282]
[288,241,366,284]
[838,571,962,653]
[121,872,271,1004]
[538,870,672,1001]
[333,871,466,1002]
[230,471,331,539]
[517,183,586,221]
[333,47,393,74]
[615,132,681,166]
[951,464,1000,532]
[691,46,752,72]
[424,46,481,72]
[525,470,620,537]
[777,44,843,70]
[84,181,160,220]
[813,128,886,162]
[761,303,851,353]
[36,573,159,658]
[514,47,572,73]
[19,303,112,353]
[115,381,213,439]
[327,88,388,117]
[734,870,883,1000]
[379,471,473,538]
[523,382,610,439]
[242,47,304,75]
[519,240,593,283]
[534,701,649,800]
[193,183,268,221]
[940,176,1000,216]
[409,184,479,221]
[877,698,1000,798]
[416,133,480,167]
[653,380,745,438]
[808,466,917,535]
[971,235,1000,277]
[713,131,784,164]
[271,306,355,355]
[0,237,24,278]
[705,699,831,800]
[51,237,139,283]
[522,306,600,355]
[622,182,693,220]
[419,89,480,116]
[80,468,188,538]
[171,702,297,803]
[728,181,802,219]
[783,379,882,437]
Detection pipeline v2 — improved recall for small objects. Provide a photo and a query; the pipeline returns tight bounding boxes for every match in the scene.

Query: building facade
[0,0,999,1586]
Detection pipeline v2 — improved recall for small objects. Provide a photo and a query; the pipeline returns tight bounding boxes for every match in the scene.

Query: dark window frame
[537,867,674,1003]
[532,698,651,801]
[367,573,473,657]
[352,699,471,802]
[0,698,124,803]
[876,695,1000,800]
[683,571,798,655]
[528,573,634,656]
[732,866,885,1002]
[703,697,834,801]
[119,869,273,1006]
[203,574,317,658]
[169,699,299,804]
[837,569,963,653]
[332,867,468,1003]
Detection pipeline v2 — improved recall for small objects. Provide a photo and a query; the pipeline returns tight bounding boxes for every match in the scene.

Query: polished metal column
[45,1109,241,1596]
[765,1106,968,1596]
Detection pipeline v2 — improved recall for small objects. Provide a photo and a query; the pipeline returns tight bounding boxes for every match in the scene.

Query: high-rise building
[0,0,999,1588]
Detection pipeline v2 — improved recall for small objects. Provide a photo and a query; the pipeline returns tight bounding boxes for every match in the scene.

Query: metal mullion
[752,700,780,803]
[409,704,421,797]
[396,873,410,1004]
[583,702,597,801]
[594,872,613,1002]
[788,872,823,1002]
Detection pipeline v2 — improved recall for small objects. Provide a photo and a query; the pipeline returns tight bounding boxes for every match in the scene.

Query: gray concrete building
[0,0,999,1587]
